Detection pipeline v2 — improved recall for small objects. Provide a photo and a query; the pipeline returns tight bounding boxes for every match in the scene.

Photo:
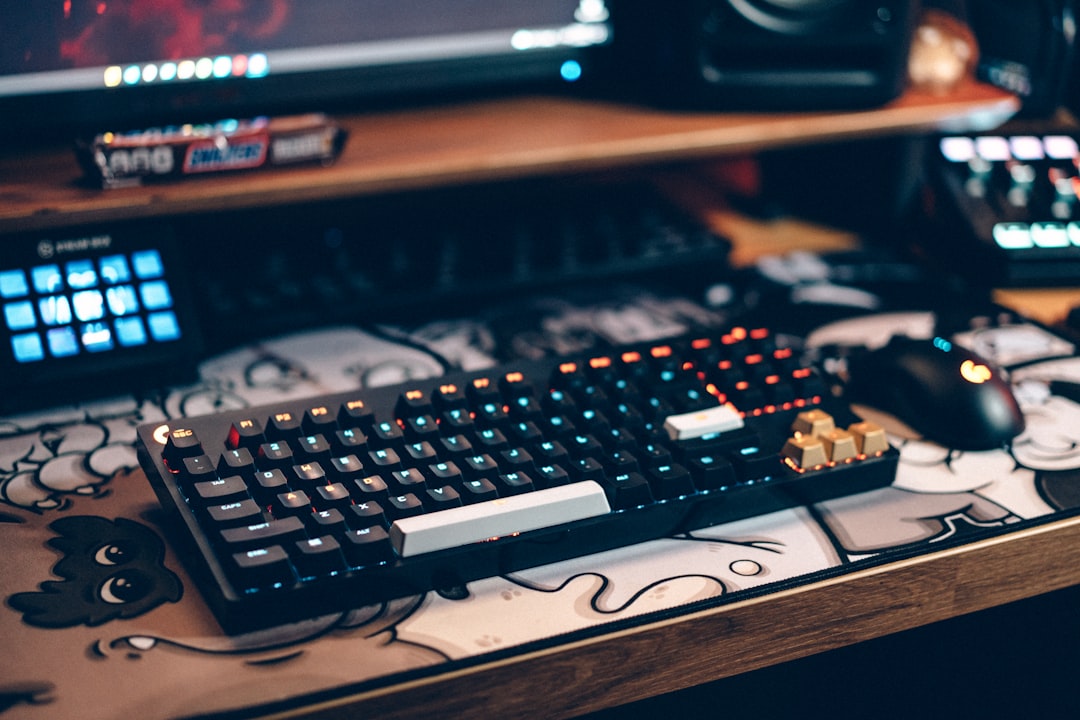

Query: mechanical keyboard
[137,327,899,633]
[189,179,732,350]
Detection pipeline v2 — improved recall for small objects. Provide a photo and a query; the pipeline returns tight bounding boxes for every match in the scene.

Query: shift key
[221,516,306,550]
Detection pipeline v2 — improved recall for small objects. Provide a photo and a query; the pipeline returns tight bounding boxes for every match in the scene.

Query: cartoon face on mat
[1011,377,1080,471]
[9,516,182,628]
[1008,359,1080,511]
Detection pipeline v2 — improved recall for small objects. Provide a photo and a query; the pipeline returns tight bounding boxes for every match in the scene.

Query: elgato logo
[36,235,113,259]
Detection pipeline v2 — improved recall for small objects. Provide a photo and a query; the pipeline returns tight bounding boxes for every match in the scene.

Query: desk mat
[2,275,1079,719]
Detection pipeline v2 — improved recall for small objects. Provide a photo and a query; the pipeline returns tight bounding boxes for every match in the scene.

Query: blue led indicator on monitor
[560,60,582,82]
[82,322,114,352]
[247,53,270,78]
[140,281,173,310]
[73,290,106,322]
[148,311,181,342]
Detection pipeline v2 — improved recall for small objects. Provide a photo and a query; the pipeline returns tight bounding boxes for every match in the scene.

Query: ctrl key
[232,545,295,588]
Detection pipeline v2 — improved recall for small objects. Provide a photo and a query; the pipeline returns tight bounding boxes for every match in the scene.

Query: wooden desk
[343,516,1080,720]
[9,80,1079,720]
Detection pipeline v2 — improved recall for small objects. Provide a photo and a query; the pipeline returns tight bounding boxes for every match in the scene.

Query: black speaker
[613,0,920,110]
[962,0,1076,117]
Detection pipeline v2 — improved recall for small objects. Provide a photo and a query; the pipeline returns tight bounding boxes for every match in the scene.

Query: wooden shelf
[0,77,1018,234]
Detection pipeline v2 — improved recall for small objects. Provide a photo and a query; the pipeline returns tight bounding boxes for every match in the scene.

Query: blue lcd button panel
[0,229,200,411]
[2,249,181,363]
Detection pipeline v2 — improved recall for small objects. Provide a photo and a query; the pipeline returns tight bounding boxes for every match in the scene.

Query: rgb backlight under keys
[1,249,182,364]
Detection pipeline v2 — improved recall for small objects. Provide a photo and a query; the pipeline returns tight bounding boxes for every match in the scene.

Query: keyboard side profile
[137,328,899,633]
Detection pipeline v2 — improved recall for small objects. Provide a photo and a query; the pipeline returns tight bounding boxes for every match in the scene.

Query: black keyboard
[188,180,732,350]
[137,327,899,633]
[924,132,1080,286]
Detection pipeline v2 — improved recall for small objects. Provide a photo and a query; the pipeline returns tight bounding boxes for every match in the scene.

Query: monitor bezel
[0,10,612,141]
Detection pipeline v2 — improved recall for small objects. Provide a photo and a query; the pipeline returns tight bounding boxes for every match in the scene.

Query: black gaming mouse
[845,334,1025,451]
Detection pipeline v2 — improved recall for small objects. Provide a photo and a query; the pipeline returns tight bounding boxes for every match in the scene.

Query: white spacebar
[389,481,611,557]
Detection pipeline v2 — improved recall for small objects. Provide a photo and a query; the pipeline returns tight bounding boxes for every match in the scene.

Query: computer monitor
[0,0,612,138]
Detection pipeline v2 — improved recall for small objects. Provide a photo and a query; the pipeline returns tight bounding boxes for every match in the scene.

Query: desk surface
[5,80,1076,720]
[3,231,1080,719]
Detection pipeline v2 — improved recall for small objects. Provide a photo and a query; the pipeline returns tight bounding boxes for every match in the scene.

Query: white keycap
[663,404,744,441]
[389,481,611,557]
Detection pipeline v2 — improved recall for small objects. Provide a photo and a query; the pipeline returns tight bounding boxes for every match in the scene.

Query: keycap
[206,499,263,527]
[781,435,829,470]
[293,536,344,577]
[180,454,217,482]
[850,421,890,455]
[342,525,393,565]
[233,546,293,586]
[227,419,264,450]
[611,472,654,509]
[162,427,203,467]
[663,404,744,441]
[348,501,387,529]
[221,516,306,551]
[646,463,695,498]
[389,481,611,557]
[191,475,248,504]
[218,447,256,477]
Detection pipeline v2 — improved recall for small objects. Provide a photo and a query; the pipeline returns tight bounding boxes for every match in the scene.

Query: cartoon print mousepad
[3,283,1078,720]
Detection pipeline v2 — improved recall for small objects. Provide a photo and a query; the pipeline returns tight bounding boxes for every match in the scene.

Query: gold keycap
[791,409,835,437]
[821,428,858,462]
[849,421,889,456]
[781,435,829,470]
